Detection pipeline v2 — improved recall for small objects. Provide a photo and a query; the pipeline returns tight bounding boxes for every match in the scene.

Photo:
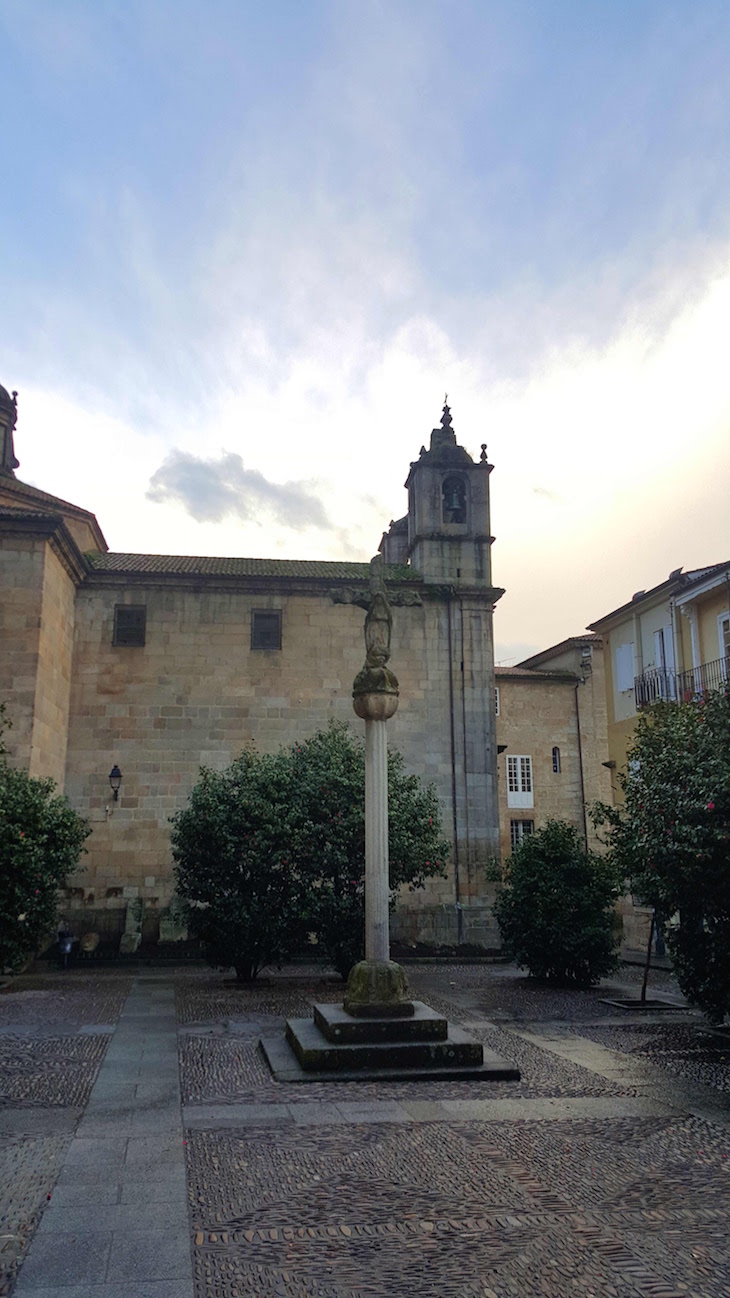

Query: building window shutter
[251,610,282,650]
[615,642,634,692]
[507,755,533,808]
[113,605,146,647]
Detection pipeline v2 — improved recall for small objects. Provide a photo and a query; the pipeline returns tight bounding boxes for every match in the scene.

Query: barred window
[552,746,561,773]
[251,610,282,650]
[510,819,534,851]
[113,605,146,647]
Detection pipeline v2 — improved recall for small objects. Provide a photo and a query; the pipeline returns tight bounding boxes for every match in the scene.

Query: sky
[1,0,729,662]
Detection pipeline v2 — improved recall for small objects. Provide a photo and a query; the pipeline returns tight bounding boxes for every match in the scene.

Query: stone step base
[261,1031,520,1083]
[286,1016,491,1073]
[313,1001,447,1044]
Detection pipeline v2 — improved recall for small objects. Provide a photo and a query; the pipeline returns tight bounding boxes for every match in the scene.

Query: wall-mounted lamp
[108,765,123,800]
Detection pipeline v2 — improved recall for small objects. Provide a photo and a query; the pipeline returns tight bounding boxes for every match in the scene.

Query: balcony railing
[635,657,729,709]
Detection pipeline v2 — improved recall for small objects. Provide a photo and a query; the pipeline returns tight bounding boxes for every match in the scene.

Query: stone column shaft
[365,718,390,962]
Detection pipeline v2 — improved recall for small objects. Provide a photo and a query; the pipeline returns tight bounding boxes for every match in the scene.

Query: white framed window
[494,687,500,716]
[510,819,534,851]
[615,642,635,692]
[507,754,533,808]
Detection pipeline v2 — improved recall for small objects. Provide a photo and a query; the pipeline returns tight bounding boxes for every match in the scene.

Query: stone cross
[346,556,412,1015]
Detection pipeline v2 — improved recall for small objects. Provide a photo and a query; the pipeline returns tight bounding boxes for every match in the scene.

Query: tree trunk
[640,912,655,1004]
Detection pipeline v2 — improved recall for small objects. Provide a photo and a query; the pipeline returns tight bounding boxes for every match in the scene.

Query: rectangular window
[615,641,635,692]
[113,605,146,647]
[251,609,282,650]
[510,819,534,851]
[494,687,500,716]
[719,613,730,680]
[507,754,533,808]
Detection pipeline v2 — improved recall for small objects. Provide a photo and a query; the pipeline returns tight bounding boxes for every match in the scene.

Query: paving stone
[0,1132,70,1295]
[37,1200,185,1234]
[12,1231,112,1289]
[119,1171,187,1203]
[106,1228,192,1283]
[64,1137,128,1169]
[6,962,730,1298]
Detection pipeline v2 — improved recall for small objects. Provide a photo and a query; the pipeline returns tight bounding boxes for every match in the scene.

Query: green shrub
[171,722,449,981]
[0,716,90,970]
[494,819,621,984]
[594,688,730,1022]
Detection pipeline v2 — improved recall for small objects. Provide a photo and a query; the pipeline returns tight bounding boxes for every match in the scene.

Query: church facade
[0,387,505,946]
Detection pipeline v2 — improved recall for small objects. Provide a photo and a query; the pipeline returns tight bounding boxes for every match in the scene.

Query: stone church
[1,384,509,946]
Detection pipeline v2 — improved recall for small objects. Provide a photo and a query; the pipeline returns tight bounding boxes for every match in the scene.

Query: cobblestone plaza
[1,962,729,1298]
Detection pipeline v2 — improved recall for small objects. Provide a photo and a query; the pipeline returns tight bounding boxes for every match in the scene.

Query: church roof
[86,552,419,582]
[495,665,578,681]
[516,634,600,669]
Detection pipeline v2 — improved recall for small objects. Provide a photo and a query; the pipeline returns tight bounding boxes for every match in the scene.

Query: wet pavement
[1,960,728,1297]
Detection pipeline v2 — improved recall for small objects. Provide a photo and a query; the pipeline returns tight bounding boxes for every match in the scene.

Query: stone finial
[352,555,399,720]
[480,443,488,462]
[441,396,452,430]
[0,385,19,476]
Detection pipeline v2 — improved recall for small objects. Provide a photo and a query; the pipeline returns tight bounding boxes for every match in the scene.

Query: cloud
[532,486,561,501]
[146,448,330,531]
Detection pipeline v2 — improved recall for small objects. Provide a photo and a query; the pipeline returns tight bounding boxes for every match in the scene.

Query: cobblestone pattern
[406,967,627,1022]
[0,1133,69,1297]
[609,964,680,993]
[173,963,681,1029]
[577,1022,730,1094]
[187,1116,730,1298]
[0,976,131,1028]
[176,979,343,1027]
[180,1027,633,1107]
[0,1035,110,1107]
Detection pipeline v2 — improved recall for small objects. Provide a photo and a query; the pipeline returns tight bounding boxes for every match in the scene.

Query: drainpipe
[446,597,463,942]
[574,679,588,847]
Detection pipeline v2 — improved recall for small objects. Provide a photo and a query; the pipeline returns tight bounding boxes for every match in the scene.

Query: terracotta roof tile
[86,552,419,581]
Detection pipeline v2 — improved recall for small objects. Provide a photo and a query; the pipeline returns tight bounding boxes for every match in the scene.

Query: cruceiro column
[344,556,413,1016]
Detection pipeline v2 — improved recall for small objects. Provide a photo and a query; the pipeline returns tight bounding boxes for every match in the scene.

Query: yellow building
[588,562,729,951]
[588,562,730,781]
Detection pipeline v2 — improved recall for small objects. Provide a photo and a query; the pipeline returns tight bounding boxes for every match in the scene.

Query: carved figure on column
[352,556,399,720]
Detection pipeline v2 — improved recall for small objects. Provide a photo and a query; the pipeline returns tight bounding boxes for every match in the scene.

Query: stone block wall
[496,673,586,860]
[62,578,500,935]
[0,535,45,769]
[29,543,76,784]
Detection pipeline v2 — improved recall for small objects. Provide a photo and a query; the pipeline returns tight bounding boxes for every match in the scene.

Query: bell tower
[403,399,494,585]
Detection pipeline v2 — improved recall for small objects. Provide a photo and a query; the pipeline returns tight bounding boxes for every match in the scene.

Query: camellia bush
[594,688,730,1023]
[494,819,621,984]
[0,707,90,970]
[171,721,449,981]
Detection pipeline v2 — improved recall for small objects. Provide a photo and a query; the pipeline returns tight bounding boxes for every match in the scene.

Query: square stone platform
[261,1000,520,1083]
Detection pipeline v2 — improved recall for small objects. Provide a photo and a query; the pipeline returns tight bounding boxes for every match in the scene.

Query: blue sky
[2,0,730,659]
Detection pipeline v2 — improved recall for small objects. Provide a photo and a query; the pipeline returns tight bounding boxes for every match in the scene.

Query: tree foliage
[0,711,90,970]
[594,688,730,1022]
[494,819,621,984]
[171,722,449,980]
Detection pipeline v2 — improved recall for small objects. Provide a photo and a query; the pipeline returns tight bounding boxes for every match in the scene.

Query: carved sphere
[353,692,399,721]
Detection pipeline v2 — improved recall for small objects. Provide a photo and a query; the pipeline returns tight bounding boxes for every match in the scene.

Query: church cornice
[0,510,88,584]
